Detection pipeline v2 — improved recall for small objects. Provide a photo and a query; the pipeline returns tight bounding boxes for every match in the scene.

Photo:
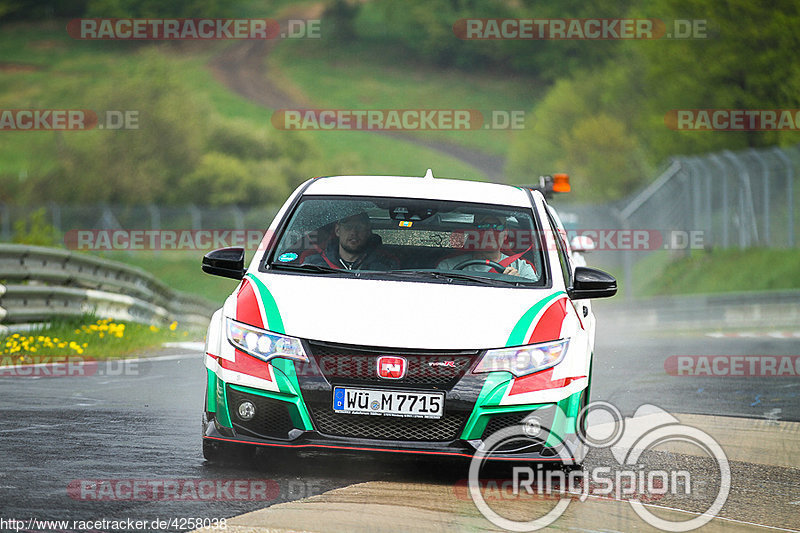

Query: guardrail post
[148,204,161,256]
[772,147,795,247]
[189,204,202,231]
[0,203,9,242]
[232,205,244,230]
[49,202,61,237]
[749,148,770,246]
[723,150,758,249]
[709,154,730,248]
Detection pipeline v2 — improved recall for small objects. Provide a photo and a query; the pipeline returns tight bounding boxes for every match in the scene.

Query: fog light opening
[523,417,542,438]
[237,400,256,421]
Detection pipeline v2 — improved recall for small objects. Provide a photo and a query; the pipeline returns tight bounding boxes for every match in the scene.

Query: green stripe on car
[246,273,285,334]
[241,274,314,430]
[506,291,565,346]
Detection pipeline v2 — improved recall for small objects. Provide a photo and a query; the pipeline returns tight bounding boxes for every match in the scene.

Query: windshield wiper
[269,263,356,275]
[385,269,523,286]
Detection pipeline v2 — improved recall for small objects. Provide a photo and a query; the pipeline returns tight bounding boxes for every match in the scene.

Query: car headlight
[226,318,308,363]
[473,339,569,377]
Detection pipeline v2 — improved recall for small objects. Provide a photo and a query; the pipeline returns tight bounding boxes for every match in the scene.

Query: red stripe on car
[508,368,585,396]
[527,297,568,344]
[219,348,273,381]
[236,278,264,328]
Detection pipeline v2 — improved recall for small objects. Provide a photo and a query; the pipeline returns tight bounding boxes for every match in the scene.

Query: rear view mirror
[569,266,617,299]
[202,247,245,280]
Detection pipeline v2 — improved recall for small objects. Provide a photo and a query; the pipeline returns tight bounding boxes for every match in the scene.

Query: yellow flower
[169,321,177,331]
[149,325,159,332]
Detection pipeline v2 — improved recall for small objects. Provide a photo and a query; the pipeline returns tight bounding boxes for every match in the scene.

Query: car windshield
[265,195,547,286]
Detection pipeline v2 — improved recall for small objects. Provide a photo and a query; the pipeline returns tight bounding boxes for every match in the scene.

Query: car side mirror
[569,266,617,299]
[202,247,245,280]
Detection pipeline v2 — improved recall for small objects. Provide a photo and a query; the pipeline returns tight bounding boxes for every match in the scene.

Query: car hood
[237,272,565,350]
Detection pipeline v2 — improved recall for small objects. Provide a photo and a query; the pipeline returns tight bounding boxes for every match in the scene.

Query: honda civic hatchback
[200,171,616,463]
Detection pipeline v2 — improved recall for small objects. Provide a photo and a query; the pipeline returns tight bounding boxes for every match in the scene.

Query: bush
[12,207,59,246]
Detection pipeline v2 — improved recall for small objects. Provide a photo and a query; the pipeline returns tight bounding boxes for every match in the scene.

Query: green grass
[644,248,800,296]
[1,315,196,361]
[1,21,490,179]
[268,37,541,158]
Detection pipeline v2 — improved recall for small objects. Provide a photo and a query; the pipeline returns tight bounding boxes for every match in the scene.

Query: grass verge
[1,21,488,180]
[1,316,197,362]
[269,36,541,159]
[644,248,800,296]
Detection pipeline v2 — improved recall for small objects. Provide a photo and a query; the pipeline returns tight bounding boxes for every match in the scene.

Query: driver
[437,215,537,279]
[304,212,398,270]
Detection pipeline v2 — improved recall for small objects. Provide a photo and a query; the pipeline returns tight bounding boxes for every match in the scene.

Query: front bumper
[204,346,586,462]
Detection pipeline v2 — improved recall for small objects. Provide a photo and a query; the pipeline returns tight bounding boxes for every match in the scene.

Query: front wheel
[202,411,254,463]
[202,437,228,462]
[202,437,255,463]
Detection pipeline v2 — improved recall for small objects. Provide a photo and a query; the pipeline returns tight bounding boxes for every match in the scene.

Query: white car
[200,171,616,463]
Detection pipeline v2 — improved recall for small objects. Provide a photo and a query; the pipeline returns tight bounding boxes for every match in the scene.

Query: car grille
[306,341,477,387]
[311,409,466,442]
[227,386,295,440]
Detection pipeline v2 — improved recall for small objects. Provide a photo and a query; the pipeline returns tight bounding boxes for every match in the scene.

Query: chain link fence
[2,143,798,298]
[543,144,800,298]
[622,145,797,250]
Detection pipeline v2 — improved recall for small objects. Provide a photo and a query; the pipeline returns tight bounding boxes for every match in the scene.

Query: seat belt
[488,245,534,273]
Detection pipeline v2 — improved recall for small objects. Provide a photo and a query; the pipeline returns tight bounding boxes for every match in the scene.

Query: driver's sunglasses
[476,223,505,231]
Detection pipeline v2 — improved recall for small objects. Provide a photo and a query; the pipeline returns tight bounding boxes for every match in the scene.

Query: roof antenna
[424,168,434,179]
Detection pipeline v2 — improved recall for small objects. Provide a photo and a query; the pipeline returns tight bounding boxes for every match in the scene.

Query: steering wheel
[452,259,506,272]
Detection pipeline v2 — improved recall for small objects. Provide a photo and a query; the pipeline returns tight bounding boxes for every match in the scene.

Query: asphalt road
[0,311,798,532]
[592,303,800,421]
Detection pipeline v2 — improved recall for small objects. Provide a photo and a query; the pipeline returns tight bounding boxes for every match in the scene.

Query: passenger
[437,215,537,279]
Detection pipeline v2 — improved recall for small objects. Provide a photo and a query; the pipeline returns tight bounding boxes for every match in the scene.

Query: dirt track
[207,13,506,181]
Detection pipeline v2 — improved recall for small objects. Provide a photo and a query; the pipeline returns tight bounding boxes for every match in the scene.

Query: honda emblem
[377,356,407,379]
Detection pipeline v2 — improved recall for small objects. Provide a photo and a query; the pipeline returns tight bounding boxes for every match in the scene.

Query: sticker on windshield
[277,252,298,262]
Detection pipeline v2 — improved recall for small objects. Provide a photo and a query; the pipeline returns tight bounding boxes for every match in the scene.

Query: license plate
[332,387,444,419]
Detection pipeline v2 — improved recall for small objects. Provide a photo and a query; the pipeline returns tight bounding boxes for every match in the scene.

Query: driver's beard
[340,239,368,256]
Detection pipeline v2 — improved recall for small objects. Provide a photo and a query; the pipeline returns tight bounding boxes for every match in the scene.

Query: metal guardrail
[0,244,217,329]
[597,290,800,332]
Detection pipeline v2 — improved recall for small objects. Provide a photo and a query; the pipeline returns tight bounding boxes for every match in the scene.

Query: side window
[545,210,572,288]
